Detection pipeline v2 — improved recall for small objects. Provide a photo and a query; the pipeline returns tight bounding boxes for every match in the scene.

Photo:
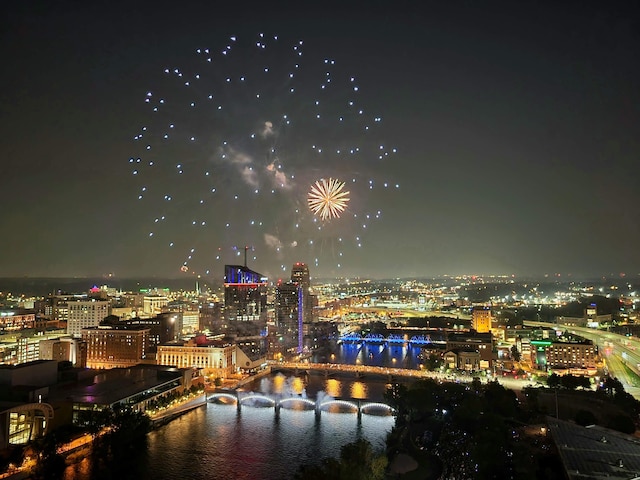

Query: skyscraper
[224,265,267,322]
[290,262,314,324]
[290,262,310,292]
[275,281,303,354]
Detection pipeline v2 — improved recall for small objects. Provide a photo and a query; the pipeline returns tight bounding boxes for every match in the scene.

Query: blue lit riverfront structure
[338,332,440,346]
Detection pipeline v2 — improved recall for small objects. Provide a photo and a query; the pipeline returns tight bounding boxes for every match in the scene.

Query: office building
[290,262,314,324]
[39,337,87,367]
[157,338,236,379]
[124,312,182,351]
[82,325,150,369]
[0,310,35,331]
[46,365,193,426]
[143,295,169,316]
[471,306,492,333]
[224,265,267,322]
[532,339,597,375]
[446,332,493,369]
[66,299,110,337]
[275,281,303,354]
[0,361,57,448]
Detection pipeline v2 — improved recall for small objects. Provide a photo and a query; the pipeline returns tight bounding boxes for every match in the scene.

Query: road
[524,321,640,398]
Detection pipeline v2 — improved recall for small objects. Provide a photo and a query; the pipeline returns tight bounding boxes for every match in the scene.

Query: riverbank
[0,392,210,480]
[149,393,207,427]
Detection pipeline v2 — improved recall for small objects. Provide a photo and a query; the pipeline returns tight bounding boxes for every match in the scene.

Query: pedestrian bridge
[272,361,436,380]
[208,391,394,418]
[338,332,444,346]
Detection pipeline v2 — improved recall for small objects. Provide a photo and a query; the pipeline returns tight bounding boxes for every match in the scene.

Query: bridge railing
[208,391,395,415]
[271,361,441,379]
[338,333,442,345]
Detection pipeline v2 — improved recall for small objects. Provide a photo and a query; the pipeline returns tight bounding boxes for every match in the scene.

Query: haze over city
[1,1,639,280]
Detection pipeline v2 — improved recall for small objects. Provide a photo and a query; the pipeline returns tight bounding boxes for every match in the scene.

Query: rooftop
[48,365,185,406]
[547,417,640,479]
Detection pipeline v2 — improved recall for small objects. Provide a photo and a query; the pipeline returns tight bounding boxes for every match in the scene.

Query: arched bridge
[208,391,395,419]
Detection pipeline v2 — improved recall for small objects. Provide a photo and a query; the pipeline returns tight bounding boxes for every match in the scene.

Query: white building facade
[66,299,109,337]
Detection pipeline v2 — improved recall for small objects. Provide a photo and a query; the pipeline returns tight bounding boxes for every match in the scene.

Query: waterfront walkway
[149,393,207,425]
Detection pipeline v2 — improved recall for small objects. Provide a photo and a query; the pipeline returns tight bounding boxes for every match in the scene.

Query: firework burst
[308,178,350,220]
[130,33,398,275]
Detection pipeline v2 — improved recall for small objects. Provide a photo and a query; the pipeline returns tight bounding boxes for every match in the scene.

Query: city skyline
[1,1,639,280]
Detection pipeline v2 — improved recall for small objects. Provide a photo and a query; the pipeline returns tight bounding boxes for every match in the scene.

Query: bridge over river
[208,390,395,420]
[338,332,446,346]
[271,361,441,380]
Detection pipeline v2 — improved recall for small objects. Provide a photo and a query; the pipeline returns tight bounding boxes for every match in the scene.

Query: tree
[574,409,597,426]
[295,439,387,480]
[601,376,625,396]
[424,353,443,371]
[607,414,636,434]
[31,431,66,480]
[547,373,561,389]
[384,383,409,419]
[510,345,521,362]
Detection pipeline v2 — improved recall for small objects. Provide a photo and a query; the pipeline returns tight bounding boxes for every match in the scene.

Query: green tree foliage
[383,382,409,418]
[294,438,387,480]
[31,431,66,480]
[547,373,562,389]
[387,378,533,478]
[423,353,443,371]
[560,374,590,390]
[511,345,521,362]
[88,405,152,479]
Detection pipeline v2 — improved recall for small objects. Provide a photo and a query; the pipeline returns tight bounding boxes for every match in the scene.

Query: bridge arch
[277,397,316,409]
[208,393,238,403]
[318,399,359,412]
[239,394,276,406]
[360,402,395,415]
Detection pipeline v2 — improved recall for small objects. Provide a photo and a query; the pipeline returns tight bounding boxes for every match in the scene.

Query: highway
[524,321,640,397]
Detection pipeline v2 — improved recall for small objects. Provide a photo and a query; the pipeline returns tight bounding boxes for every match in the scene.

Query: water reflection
[325,378,341,398]
[61,398,394,480]
[314,342,422,370]
[350,381,367,399]
[244,372,393,403]
[61,373,401,480]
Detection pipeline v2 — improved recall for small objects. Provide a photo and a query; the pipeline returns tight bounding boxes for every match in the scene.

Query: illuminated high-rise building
[290,262,310,292]
[66,299,110,338]
[290,262,314,324]
[224,265,267,322]
[471,306,492,333]
[275,281,303,354]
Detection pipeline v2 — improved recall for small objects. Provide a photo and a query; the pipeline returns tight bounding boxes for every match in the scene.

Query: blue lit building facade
[224,265,267,322]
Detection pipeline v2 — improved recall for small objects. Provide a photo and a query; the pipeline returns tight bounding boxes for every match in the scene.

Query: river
[62,368,404,480]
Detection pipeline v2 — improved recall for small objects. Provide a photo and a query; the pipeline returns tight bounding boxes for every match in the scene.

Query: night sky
[1,1,639,281]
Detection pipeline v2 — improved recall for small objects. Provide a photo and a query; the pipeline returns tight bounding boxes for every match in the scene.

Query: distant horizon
[0,271,638,283]
[0,272,637,299]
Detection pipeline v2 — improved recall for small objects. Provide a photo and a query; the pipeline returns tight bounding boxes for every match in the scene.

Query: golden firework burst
[308,178,350,220]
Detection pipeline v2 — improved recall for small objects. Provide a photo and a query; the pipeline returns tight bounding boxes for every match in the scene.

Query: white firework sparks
[308,178,350,220]
[132,33,398,275]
